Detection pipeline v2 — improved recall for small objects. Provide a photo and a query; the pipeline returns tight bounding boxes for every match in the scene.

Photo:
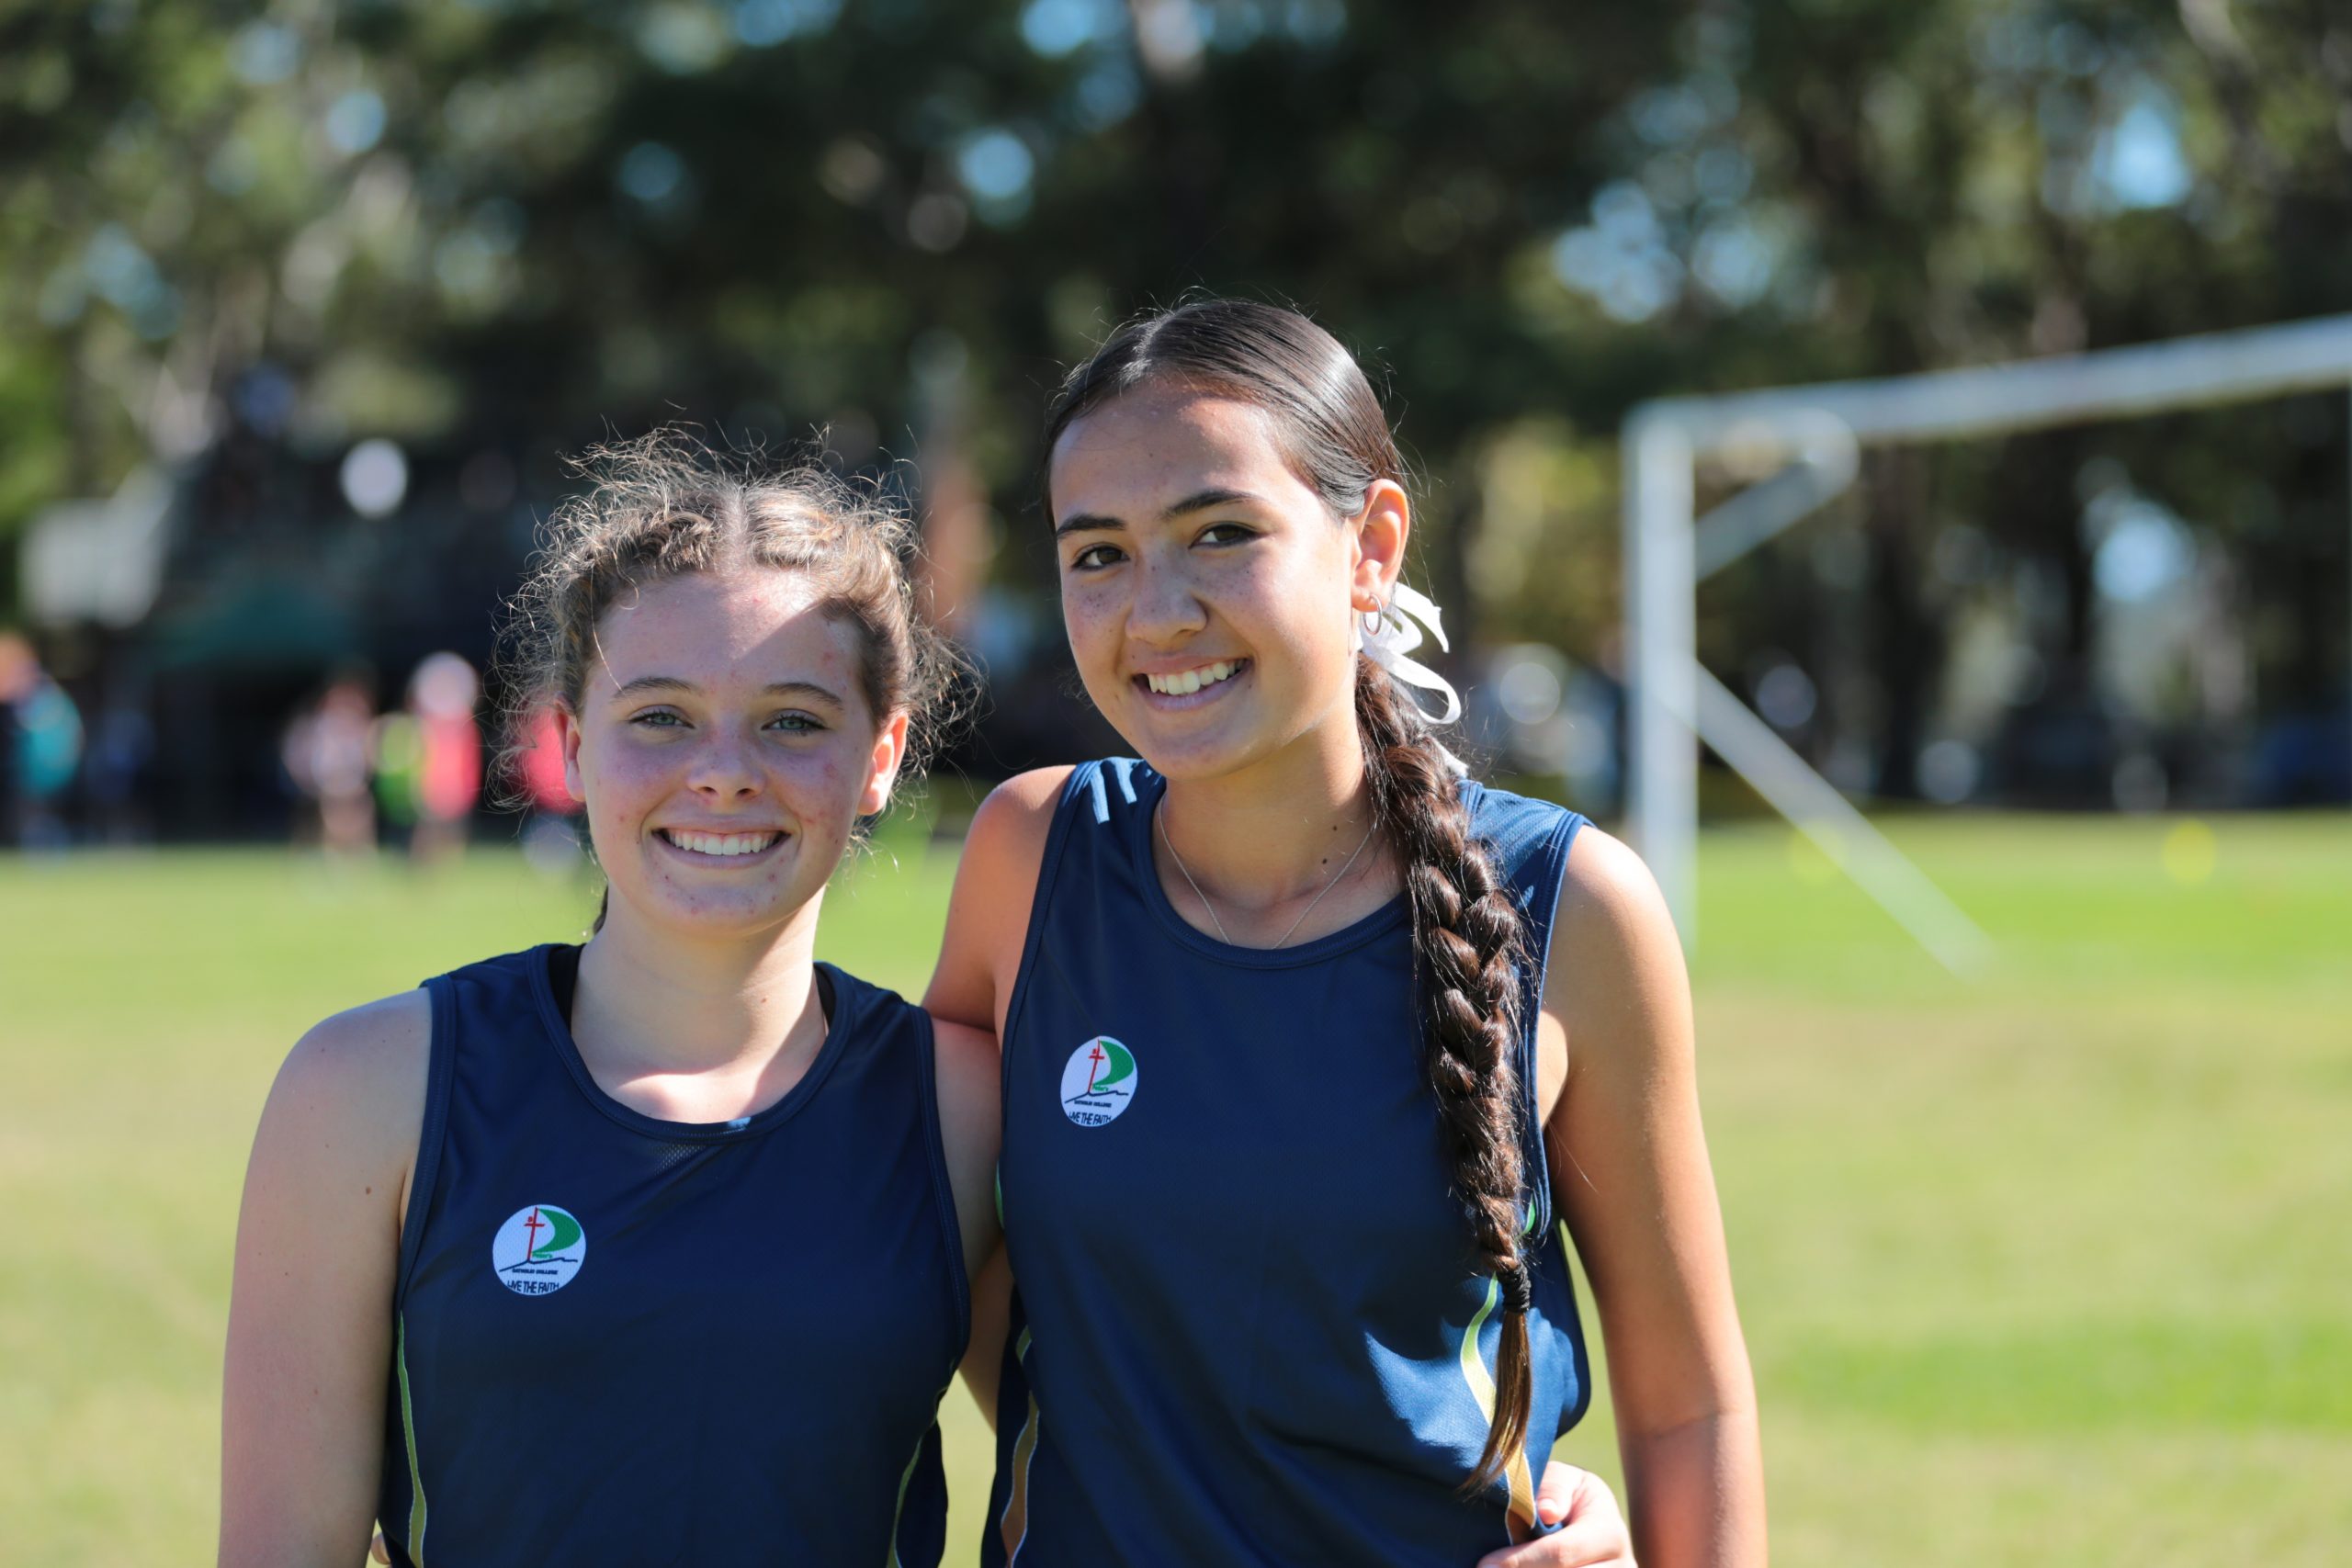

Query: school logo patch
[1060,1037,1138,1127]
[491,1203,587,1295]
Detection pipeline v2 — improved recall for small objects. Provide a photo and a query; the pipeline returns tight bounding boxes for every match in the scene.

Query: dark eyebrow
[608,675,845,707]
[1162,487,1265,519]
[1052,488,1267,540]
[610,675,697,699]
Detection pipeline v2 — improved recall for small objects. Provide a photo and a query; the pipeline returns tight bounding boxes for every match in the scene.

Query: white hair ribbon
[1358,580,1464,727]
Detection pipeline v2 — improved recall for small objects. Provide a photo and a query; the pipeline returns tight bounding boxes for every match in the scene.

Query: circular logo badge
[1060,1037,1138,1127]
[491,1203,588,1295]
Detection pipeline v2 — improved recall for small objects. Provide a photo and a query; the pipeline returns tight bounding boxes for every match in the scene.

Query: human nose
[1125,548,1209,645]
[685,726,762,800]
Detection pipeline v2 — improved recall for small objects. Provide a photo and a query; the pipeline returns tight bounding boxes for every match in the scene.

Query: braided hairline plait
[1355,656,1539,1493]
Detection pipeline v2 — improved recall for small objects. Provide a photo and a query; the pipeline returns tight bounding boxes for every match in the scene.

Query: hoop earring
[1360,604,1388,638]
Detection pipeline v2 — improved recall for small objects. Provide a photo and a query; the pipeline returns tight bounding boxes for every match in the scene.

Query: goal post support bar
[1623,311,2352,964]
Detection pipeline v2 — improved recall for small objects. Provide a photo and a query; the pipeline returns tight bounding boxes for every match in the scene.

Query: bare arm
[1540,829,1766,1568]
[931,1016,1003,1281]
[922,767,1068,1038]
[220,993,430,1568]
[956,1242,1016,1429]
[923,768,1065,1426]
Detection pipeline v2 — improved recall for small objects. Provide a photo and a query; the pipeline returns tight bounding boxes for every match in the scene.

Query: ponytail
[1355,656,1536,1495]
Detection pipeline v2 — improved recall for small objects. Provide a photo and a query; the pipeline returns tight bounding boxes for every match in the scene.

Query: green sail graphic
[1088,1039,1136,1090]
[531,1206,582,1258]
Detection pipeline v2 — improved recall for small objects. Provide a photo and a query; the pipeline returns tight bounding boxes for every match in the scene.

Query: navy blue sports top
[379,945,967,1567]
[985,760,1591,1566]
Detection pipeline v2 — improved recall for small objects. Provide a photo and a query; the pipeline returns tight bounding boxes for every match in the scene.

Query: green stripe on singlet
[884,1365,959,1568]
[396,1313,428,1562]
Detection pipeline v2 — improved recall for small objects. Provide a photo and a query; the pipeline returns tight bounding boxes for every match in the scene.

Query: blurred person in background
[406,651,484,863]
[282,674,379,859]
[509,700,590,878]
[85,695,157,844]
[0,631,85,850]
[0,634,28,847]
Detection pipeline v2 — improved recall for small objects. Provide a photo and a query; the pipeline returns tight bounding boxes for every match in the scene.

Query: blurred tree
[2,0,2347,802]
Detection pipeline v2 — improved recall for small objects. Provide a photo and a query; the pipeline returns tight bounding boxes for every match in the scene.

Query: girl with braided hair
[928,300,1761,1566]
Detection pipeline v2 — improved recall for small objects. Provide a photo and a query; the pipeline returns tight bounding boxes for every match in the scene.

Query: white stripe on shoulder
[1109,757,1138,804]
[1088,767,1110,825]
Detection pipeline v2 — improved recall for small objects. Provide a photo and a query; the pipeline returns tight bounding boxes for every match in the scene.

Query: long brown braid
[1355,656,1535,1489]
[1043,299,1539,1492]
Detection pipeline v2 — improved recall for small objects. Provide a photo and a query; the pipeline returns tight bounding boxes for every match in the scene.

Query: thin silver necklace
[1157,800,1379,949]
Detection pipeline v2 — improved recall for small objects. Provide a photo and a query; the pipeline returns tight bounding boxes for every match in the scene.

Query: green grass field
[3,812,2347,1564]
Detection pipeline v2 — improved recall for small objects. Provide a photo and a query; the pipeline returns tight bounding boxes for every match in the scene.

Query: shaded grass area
[1,812,2346,1564]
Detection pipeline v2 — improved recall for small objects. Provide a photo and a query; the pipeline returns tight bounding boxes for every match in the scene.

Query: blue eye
[631,710,685,728]
[767,713,823,734]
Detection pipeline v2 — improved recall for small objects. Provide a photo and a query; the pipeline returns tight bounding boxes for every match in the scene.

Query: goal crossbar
[1622,311,2352,967]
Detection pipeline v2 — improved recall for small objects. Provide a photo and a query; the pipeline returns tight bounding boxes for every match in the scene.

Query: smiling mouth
[654,829,786,861]
[1136,659,1249,698]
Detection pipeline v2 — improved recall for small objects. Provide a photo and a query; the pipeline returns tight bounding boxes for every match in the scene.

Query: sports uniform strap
[393,971,464,1303]
[1463,784,1589,1248]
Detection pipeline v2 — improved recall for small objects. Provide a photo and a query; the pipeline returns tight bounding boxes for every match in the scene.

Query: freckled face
[559,569,905,939]
[1048,384,1363,781]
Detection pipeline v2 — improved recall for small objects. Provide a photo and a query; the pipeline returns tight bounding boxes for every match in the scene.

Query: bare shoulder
[962,766,1075,871]
[1545,826,1692,1048]
[928,766,1074,1028]
[285,989,433,1094]
[265,990,434,1178]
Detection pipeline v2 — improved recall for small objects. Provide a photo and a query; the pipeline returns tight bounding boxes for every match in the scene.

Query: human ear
[555,705,588,805]
[859,709,911,817]
[1350,479,1411,613]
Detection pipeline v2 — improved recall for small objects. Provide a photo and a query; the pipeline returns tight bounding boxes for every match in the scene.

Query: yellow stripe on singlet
[396,1313,429,1562]
[1457,1278,1540,1542]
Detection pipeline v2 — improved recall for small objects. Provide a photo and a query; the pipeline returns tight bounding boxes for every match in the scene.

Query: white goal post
[1623,312,2352,972]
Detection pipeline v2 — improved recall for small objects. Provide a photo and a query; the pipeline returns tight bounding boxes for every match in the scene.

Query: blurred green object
[1,813,2347,1565]
[370,711,422,827]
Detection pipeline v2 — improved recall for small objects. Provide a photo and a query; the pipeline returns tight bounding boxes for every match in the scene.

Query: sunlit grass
[2,811,2346,1564]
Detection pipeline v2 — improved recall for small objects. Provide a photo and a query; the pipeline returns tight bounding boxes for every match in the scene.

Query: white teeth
[1148,660,1239,695]
[665,831,779,858]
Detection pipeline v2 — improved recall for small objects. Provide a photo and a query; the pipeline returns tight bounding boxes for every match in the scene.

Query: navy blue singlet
[985,761,1591,1567]
[379,945,967,1567]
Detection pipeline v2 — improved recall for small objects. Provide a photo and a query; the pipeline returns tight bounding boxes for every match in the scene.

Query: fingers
[1477,1462,1634,1568]
[1534,1456,1584,1529]
[371,1529,392,1564]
